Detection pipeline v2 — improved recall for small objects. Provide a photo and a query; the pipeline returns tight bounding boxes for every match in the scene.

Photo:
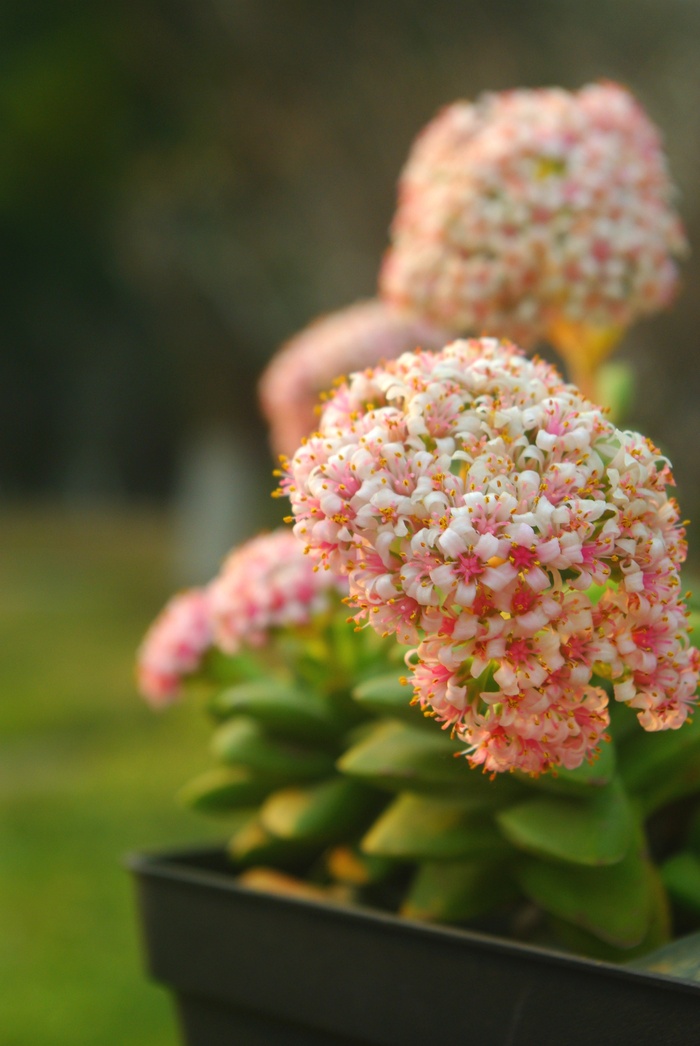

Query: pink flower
[379,83,686,348]
[283,337,698,775]
[136,589,213,706]
[259,299,449,457]
[209,528,346,654]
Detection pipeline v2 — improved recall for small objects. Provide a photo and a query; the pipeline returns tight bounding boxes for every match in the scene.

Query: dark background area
[3,0,700,568]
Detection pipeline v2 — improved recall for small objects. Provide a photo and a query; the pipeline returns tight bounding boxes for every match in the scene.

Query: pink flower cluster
[259,299,448,457]
[137,589,213,706]
[283,337,698,775]
[137,529,347,705]
[379,82,686,346]
[209,528,345,653]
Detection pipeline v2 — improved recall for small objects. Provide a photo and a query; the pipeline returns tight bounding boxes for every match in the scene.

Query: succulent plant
[138,531,700,962]
[138,323,700,963]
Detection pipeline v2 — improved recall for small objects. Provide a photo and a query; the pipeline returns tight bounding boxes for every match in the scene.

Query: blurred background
[3,2,700,1043]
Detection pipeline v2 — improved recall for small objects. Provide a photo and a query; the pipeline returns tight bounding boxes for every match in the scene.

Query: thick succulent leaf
[177,766,272,813]
[228,815,317,868]
[629,930,700,983]
[361,793,511,861]
[325,845,400,887]
[327,607,398,679]
[515,738,616,796]
[606,698,640,744]
[201,647,267,685]
[236,866,350,904]
[209,679,342,742]
[260,777,384,845]
[547,864,670,961]
[685,804,700,853]
[338,719,518,799]
[211,716,336,781]
[402,858,518,923]
[517,842,657,948]
[618,713,700,815]
[661,851,700,915]
[496,777,634,865]
[352,673,435,730]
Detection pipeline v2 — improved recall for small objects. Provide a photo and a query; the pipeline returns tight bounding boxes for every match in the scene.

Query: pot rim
[126,843,700,994]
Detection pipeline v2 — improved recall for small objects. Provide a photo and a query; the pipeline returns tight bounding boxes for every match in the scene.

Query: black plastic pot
[129,846,700,1045]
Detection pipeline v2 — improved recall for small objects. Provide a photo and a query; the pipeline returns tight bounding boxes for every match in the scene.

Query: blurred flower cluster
[259,300,449,457]
[137,82,700,961]
[137,529,346,706]
[379,82,686,398]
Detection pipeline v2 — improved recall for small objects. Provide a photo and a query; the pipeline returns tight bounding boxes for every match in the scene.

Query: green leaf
[607,698,641,745]
[629,930,700,983]
[684,805,700,854]
[662,851,700,915]
[517,843,657,948]
[177,766,272,813]
[595,360,635,424]
[211,716,336,781]
[351,673,434,729]
[325,845,400,887]
[546,873,670,962]
[402,858,518,923]
[325,606,397,680]
[496,777,635,865]
[227,815,317,868]
[361,793,511,861]
[201,647,267,685]
[618,714,700,815]
[338,719,518,798]
[209,679,342,742]
[260,777,384,845]
[515,737,617,796]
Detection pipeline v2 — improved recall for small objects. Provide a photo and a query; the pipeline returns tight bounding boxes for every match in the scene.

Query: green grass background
[1,508,221,1046]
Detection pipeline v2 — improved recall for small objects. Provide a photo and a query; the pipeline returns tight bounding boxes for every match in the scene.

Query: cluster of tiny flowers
[379,82,686,346]
[283,337,698,775]
[137,530,347,704]
[259,299,448,457]
[136,589,213,706]
[209,528,346,653]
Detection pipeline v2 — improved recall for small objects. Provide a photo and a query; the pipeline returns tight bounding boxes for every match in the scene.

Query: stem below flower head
[547,318,624,404]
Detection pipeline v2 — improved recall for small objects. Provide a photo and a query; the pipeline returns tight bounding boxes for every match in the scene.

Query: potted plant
[129,82,700,1045]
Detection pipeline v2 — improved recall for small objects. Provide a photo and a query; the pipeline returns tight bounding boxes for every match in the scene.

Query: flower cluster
[259,299,448,457]
[379,82,686,349]
[137,529,347,704]
[209,528,346,653]
[136,588,213,706]
[283,337,698,775]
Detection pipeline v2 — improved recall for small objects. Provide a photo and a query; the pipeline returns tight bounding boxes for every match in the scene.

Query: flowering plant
[138,336,700,961]
[136,82,700,965]
[379,82,686,400]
